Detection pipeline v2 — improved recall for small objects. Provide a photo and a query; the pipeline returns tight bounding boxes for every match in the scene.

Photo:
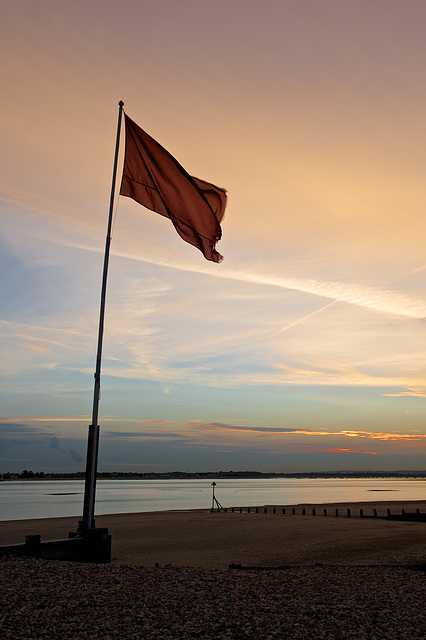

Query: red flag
[120,114,227,262]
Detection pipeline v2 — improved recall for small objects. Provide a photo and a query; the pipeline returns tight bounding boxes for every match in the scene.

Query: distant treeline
[2,469,426,480]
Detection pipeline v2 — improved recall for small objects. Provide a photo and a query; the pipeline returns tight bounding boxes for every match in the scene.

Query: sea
[0,477,425,522]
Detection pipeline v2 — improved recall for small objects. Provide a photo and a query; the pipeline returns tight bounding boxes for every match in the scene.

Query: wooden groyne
[210,505,426,521]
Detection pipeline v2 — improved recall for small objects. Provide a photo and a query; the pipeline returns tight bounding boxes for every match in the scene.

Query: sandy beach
[1,500,425,568]
[2,501,426,639]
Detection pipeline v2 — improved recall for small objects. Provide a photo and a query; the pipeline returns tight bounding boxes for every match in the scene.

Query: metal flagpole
[81,100,124,531]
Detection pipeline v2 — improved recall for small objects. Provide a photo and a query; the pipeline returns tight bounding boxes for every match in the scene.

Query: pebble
[1,558,425,639]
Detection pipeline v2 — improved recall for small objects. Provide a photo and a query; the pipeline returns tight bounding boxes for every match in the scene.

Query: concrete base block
[0,528,111,563]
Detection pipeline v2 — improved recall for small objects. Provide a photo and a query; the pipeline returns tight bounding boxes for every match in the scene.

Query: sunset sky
[2,0,426,473]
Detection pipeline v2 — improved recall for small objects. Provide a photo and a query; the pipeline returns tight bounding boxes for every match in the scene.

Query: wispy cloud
[0,423,51,436]
[274,301,339,334]
[186,422,426,444]
[107,248,426,319]
[103,430,189,440]
[383,388,426,398]
[0,183,103,242]
[15,342,54,354]
[0,417,170,424]
[323,448,380,455]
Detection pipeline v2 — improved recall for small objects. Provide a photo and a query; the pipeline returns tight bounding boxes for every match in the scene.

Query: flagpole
[81,100,124,531]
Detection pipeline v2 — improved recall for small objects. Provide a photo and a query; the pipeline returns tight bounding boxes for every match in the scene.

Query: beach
[2,501,426,639]
[2,559,425,639]
[1,500,425,568]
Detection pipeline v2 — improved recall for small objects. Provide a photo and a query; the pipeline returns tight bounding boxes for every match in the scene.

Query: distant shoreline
[2,470,426,481]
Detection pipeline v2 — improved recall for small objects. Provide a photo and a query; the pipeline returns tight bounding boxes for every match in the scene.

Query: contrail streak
[274,300,338,334]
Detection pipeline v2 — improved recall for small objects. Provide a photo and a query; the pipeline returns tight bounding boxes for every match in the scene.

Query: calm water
[0,478,424,521]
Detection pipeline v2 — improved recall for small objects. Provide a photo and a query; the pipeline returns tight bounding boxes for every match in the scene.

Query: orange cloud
[181,422,294,436]
[185,422,426,444]
[323,448,380,455]
[383,388,426,398]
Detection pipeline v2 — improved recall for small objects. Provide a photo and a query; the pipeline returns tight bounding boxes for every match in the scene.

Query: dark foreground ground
[1,558,425,639]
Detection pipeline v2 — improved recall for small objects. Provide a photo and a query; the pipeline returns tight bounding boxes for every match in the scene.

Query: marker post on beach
[211,482,217,511]
[211,482,225,512]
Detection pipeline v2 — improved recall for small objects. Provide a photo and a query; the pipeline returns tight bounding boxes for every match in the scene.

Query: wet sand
[1,500,425,568]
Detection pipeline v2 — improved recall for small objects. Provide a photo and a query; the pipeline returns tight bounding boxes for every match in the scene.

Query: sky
[2,0,426,474]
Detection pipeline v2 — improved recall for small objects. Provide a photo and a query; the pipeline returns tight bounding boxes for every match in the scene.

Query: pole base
[0,528,111,564]
[69,527,111,563]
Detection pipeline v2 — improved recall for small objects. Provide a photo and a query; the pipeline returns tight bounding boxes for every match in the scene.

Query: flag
[120,114,227,262]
